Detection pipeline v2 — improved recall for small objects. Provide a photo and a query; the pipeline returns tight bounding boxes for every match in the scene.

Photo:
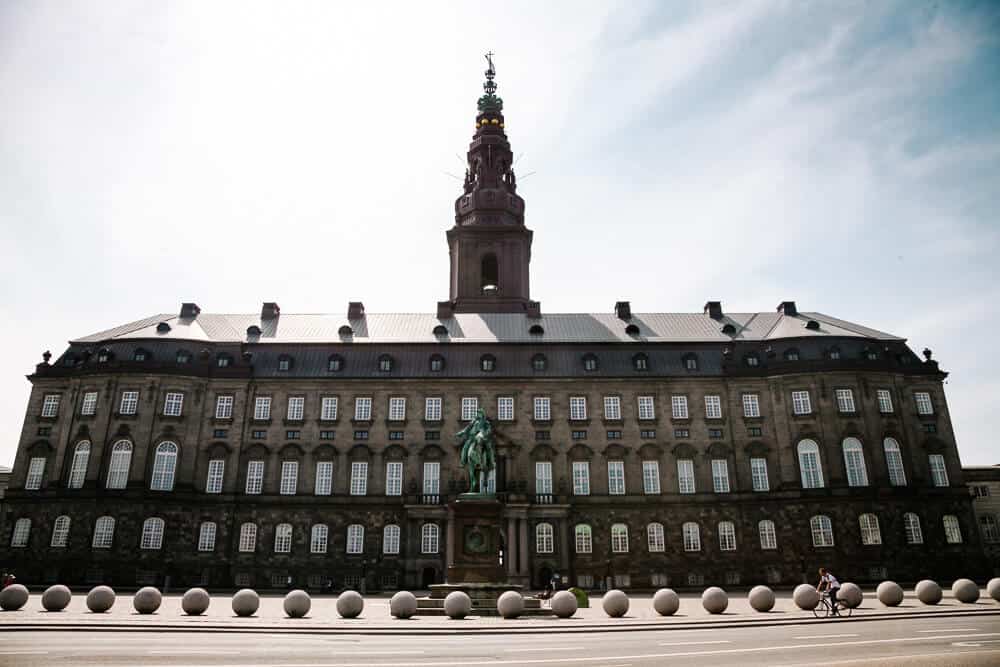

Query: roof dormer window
[216,354,232,368]
[721,323,737,335]
[625,323,640,336]
[529,324,544,336]
[682,353,698,371]
[828,347,841,361]
[531,354,547,372]
[133,348,150,362]
[433,324,448,336]
[633,353,649,371]
[176,350,191,364]
[784,348,800,361]
[156,322,171,333]
[429,355,445,372]
[582,354,599,372]
[745,353,760,367]
[378,355,394,372]
[97,348,112,363]
[338,325,353,337]
[327,355,344,372]
[480,354,496,372]
[278,355,293,372]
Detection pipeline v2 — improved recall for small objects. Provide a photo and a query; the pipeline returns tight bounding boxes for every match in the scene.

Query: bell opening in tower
[480,253,499,296]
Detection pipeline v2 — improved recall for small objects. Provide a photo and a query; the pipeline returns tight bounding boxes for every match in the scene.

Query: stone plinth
[446,494,505,584]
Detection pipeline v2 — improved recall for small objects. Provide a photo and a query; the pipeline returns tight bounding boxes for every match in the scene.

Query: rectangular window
[41,394,61,417]
[285,430,300,440]
[354,397,372,421]
[319,430,335,440]
[533,397,551,421]
[424,430,440,440]
[350,461,368,495]
[286,396,304,421]
[423,461,440,495]
[673,428,690,438]
[535,461,553,495]
[385,461,403,496]
[198,523,217,552]
[388,397,406,421]
[424,397,442,421]
[535,430,550,440]
[711,459,730,493]
[569,396,587,421]
[671,395,689,419]
[637,396,655,421]
[253,396,271,420]
[750,457,769,492]
[119,391,139,415]
[279,461,298,495]
[238,525,257,553]
[215,395,234,419]
[81,391,98,416]
[748,426,763,437]
[607,461,625,495]
[314,461,333,495]
[742,393,760,418]
[25,457,45,490]
[572,461,590,496]
[708,428,723,439]
[497,396,514,421]
[245,460,264,494]
[320,396,338,421]
[640,429,656,439]
[212,429,227,438]
[251,430,266,439]
[571,430,588,440]
[928,454,949,487]
[835,389,856,413]
[606,430,622,439]
[205,459,225,494]
[791,391,812,415]
[461,397,478,421]
[388,430,404,441]
[876,389,894,414]
[163,392,184,416]
[353,430,369,440]
[704,395,722,419]
[642,460,661,494]
[346,525,364,554]
[915,391,934,415]
[603,396,621,420]
[677,459,695,494]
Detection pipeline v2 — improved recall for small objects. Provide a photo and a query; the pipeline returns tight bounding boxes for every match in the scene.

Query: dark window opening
[480,253,499,295]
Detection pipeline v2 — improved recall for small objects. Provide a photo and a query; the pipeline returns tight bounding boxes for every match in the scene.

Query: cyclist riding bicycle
[816,567,841,614]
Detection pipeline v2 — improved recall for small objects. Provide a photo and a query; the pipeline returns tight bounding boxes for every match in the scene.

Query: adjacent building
[965,465,1000,574]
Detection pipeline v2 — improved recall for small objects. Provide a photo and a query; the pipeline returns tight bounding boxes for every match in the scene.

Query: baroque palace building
[1,62,987,592]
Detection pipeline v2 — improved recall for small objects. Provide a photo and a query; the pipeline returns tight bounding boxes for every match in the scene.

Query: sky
[0,0,998,467]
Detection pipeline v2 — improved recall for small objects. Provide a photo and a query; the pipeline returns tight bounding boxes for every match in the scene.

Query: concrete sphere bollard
[551,590,578,618]
[838,583,863,609]
[952,578,980,604]
[601,589,629,618]
[41,585,72,612]
[444,591,472,619]
[231,588,260,617]
[748,585,775,612]
[987,578,1000,602]
[389,591,418,619]
[336,590,364,618]
[0,584,29,611]
[876,581,904,607]
[132,586,162,614]
[702,586,729,614]
[86,585,116,613]
[182,588,211,615]
[283,589,311,618]
[497,591,525,619]
[652,588,680,616]
[793,584,820,610]
[915,580,942,605]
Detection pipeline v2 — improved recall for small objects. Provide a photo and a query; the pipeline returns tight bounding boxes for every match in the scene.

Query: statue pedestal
[446,494,505,584]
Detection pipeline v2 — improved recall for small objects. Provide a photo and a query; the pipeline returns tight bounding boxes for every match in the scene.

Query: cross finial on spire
[483,51,497,96]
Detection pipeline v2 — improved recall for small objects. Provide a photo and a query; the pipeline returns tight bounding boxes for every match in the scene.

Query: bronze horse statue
[456,408,496,494]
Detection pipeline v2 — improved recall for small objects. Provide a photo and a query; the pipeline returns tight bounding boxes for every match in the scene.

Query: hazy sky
[1,1,998,467]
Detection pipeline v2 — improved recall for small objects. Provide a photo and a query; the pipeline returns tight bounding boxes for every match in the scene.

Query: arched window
[883,438,907,486]
[238,523,257,552]
[535,522,554,554]
[106,440,133,489]
[274,523,292,553]
[327,354,344,372]
[531,354,547,372]
[797,440,824,488]
[429,354,445,372]
[92,516,115,548]
[611,523,629,553]
[480,253,499,293]
[383,524,401,554]
[574,524,592,553]
[50,515,71,547]
[718,521,736,551]
[633,353,649,371]
[310,524,329,554]
[140,517,164,550]
[67,441,90,489]
[904,513,923,544]
[758,520,777,550]
[625,323,640,336]
[859,513,881,545]
[647,522,665,552]
[433,324,449,336]
[682,522,701,552]
[810,515,834,547]
[529,324,544,336]
[479,354,496,372]
[150,442,178,491]
[422,523,440,554]
[346,524,364,554]
[377,355,393,372]
[10,518,31,547]
[198,522,217,552]
[842,438,868,487]
[582,354,599,372]
[943,515,962,544]
[979,515,1000,543]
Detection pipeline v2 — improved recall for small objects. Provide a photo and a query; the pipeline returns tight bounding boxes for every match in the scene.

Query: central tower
[443,54,536,315]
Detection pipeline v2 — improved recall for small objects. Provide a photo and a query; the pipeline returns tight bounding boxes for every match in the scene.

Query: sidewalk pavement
[2,588,998,634]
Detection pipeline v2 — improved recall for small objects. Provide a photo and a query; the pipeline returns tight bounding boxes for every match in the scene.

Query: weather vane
[484,51,497,96]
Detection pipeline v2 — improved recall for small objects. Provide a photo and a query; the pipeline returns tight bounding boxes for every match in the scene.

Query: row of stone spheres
[1,580,998,616]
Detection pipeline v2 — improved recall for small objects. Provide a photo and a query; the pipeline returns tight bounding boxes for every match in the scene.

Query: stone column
[506,518,517,577]
[446,510,455,569]
[558,519,570,572]
[518,518,529,578]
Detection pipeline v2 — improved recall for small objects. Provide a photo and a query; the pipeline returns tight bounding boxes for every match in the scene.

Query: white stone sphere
[702,586,729,614]
[132,586,162,614]
[987,578,1000,602]
[444,591,472,619]
[601,589,629,618]
[337,590,364,618]
[748,585,775,612]
[231,588,260,616]
[182,588,211,615]
[876,581,904,607]
[793,584,820,610]
[41,585,71,612]
[551,590,578,618]
[389,591,418,619]
[86,585,116,613]
[952,578,980,604]
[838,583,863,609]
[915,579,942,605]
[0,584,29,611]
[283,589,311,618]
[652,588,680,616]
[497,590,525,619]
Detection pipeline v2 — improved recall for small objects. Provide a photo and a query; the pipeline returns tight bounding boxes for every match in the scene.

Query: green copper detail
[456,408,497,493]
[477,50,503,113]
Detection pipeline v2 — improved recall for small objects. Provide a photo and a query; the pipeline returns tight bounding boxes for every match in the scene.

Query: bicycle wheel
[842,604,853,618]
[812,599,829,618]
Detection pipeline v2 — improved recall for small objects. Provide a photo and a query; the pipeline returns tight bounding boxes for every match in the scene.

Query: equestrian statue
[455,408,497,494]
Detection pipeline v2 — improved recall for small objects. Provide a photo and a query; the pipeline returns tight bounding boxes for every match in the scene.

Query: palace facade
[1,63,986,591]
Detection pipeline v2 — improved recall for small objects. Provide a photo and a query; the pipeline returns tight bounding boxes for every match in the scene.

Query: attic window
[433,324,449,336]
[378,355,394,372]
[805,320,820,330]
[338,325,353,337]
[429,355,445,372]
[97,349,112,363]
[682,353,698,371]
[633,353,649,371]
[133,348,150,362]
[156,322,171,333]
[531,354,547,372]
[278,355,293,372]
[865,348,878,361]
[744,353,760,367]
[216,353,233,368]
[529,324,544,335]
[721,323,737,335]
[480,354,496,372]
[176,350,191,364]
[784,348,800,361]
[625,323,640,336]
[582,354,599,372]
[63,356,78,367]
[247,325,262,338]
[828,347,841,361]
[327,355,344,372]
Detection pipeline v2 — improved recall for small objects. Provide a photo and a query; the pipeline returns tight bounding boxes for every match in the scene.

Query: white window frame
[385,461,403,496]
[150,442,178,491]
[704,395,722,419]
[859,513,882,545]
[205,459,225,494]
[68,441,91,489]
[92,516,114,548]
[711,458,731,493]
[574,524,592,553]
[758,519,777,550]
[25,456,46,490]
[11,518,31,547]
[876,389,894,414]
[388,397,406,421]
[383,524,400,554]
[798,440,824,488]
[682,521,700,552]
[842,438,869,487]
[238,523,257,552]
[51,515,71,548]
[569,396,587,421]
[279,460,299,495]
[533,396,551,421]
[310,524,329,554]
[535,522,554,554]
[603,396,621,420]
[883,438,907,486]
[321,396,338,421]
[637,396,655,421]
[750,457,769,492]
[314,461,333,495]
[810,515,834,547]
[41,394,61,417]
[253,396,271,420]
[535,461,553,495]
[943,515,962,544]
[677,459,695,494]
[274,523,292,553]
[163,392,184,417]
[611,523,629,553]
[198,522,217,552]
[642,460,661,494]
[929,454,949,487]
[346,524,364,554]
[119,390,139,415]
[106,440,133,489]
[421,523,440,554]
[245,460,264,495]
[607,460,625,495]
[424,397,442,421]
[286,396,305,421]
[140,518,164,550]
[671,395,689,419]
[215,395,234,419]
[742,393,760,418]
[80,391,98,416]
[497,396,514,421]
[423,461,441,495]
[354,396,372,421]
[647,522,665,552]
[718,521,736,551]
[835,388,856,413]
[914,391,934,415]
[350,461,368,496]
[461,397,479,421]
[791,390,812,415]
[572,461,590,496]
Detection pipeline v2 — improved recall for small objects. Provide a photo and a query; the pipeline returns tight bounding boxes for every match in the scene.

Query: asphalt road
[2,613,999,666]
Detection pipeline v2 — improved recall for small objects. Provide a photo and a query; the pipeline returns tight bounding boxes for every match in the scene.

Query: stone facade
[965,465,1000,574]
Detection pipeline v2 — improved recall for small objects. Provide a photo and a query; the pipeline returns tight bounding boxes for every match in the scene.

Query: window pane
[642,460,660,494]
[750,457,769,492]
[572,461,590,495]
[677,459,695,494]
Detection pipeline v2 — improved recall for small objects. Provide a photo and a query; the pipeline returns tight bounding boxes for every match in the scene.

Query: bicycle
[813,590,852,618]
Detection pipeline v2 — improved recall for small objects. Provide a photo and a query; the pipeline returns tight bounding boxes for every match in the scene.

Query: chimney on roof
[437,301,455,319]
[348,301,365,320]
[615,301,632,320]
[704,301,723,320]
[777,301,798,317]
[180,302,201,318]
[526,300,542,319]
[261,302,280,320]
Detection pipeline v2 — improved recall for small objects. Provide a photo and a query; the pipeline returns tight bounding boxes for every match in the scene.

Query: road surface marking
[953,640,1000,647]
[658,640,731,646]
[0,652,49,655]
[918,628,978,632]
[508,647,580,652]
[793,633,858,639]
